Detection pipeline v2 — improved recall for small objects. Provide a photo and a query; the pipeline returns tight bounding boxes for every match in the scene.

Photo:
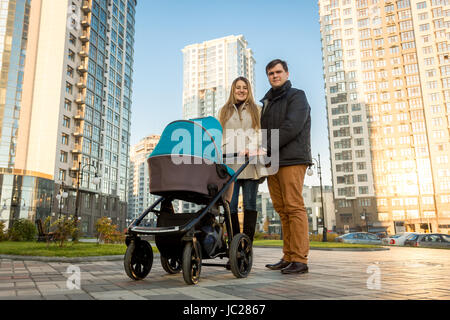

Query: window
[418,12,428,20]
[63,116,70,128]
[64,99,72,111]
[69,33,76,46]
[356,150,365,158]
[59,169,66,181]
[60,151,68,163]
[68,49,75,61]
[66,82,73,94]
[67,66,74,77]
[417,1,427,9]
[358,174,368,182]
[62,134,69,145]
[359,186,369,194]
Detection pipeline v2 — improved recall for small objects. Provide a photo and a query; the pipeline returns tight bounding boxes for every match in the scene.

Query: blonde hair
[219,77,260,130]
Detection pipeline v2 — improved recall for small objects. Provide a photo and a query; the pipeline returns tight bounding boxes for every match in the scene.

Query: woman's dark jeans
[230,179,259,214]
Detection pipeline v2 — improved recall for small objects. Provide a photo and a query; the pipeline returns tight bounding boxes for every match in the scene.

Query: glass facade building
[0,0,31,168]
[319,0,450,234]
[0,0,136,234]
[81,0,135,202]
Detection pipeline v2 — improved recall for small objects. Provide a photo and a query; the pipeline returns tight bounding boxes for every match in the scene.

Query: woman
[218,77,266,242]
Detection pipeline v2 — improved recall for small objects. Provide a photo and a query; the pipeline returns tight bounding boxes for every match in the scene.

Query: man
[260,59,312,274]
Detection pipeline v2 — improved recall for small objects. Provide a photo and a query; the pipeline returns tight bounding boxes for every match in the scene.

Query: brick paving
[0,246,449,300]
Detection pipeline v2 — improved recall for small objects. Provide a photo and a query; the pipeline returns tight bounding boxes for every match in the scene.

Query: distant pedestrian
[218,77,267,242]
[260,59,312,274]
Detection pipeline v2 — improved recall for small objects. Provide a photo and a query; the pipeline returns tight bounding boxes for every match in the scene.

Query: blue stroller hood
[149,117,234,176]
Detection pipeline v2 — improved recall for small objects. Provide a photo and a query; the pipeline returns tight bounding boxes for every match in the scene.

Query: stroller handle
[222,153,240,159]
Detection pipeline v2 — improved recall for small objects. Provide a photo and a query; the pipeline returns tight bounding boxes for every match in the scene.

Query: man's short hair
[266,59,289,74]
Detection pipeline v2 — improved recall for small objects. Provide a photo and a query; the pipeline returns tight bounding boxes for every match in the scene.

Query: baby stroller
[124,117,253,285]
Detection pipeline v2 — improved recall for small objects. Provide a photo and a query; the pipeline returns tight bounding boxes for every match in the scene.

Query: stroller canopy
[149,117,234,176]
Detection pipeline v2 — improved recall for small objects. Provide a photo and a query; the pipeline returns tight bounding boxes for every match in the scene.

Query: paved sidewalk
[0,246,449,300]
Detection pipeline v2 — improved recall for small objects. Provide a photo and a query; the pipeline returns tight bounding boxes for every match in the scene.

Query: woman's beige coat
[220,104,268,180]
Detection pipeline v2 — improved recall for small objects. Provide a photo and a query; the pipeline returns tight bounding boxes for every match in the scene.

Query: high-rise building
[302,185,336,233]
[182,35,256,120]
[319,0,450,235]
[128,134,160,223]
[0,0,136,234]
[180,35,256,214]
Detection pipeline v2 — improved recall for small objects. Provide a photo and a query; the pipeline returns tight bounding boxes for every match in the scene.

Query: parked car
[382,232,418,246]
[335,232,382,245]
[404,233,450,248]
[375,231,389,239]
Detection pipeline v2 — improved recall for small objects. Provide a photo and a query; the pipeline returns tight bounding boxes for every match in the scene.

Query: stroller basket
[147,117,235,204]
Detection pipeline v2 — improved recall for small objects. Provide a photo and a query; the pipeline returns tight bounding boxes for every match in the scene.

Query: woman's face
[234,80,249,103]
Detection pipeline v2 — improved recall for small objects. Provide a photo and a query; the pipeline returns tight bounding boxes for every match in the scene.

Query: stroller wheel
[229,233,253,278]
[160,256,182,274]
[182,241,202,285]
[124,239,153,281]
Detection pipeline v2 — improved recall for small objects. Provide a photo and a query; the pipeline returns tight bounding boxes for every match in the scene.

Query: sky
[130,0,332,187]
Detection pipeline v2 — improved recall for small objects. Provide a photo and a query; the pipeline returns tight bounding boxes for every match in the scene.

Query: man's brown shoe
[265,259,290,270]
[281,262,309,274]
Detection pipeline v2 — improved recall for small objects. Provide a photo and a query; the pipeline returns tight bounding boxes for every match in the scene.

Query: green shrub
[51,216,79,247]
[309,233,338,242]
[8,219,37,242]
[0,221,7,241]
[263,233,281,240]
[254,232,264,241]
[95,217,124,244]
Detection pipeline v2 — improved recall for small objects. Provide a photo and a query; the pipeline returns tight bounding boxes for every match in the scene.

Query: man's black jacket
[260,80,312,167]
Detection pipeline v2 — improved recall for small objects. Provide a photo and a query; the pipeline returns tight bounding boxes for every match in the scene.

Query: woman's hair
[219,77,260,130]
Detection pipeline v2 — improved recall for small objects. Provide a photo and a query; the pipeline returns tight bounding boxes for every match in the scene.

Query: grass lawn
[0,240,383,258]
[0,241,130,258]
[253,240,382,249]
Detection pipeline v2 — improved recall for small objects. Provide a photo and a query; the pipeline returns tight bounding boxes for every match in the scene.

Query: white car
[382,232,417,246]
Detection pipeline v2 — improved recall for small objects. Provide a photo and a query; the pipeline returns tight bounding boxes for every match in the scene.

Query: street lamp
[55,182,69,219]
[307,153,327,242]
[361,208,369,233]
[74,160,101,224]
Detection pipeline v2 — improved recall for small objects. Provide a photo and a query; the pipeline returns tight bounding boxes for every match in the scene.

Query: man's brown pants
[268,165,309,264]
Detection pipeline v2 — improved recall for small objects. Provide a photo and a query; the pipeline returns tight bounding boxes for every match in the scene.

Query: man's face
[267,63,289,89]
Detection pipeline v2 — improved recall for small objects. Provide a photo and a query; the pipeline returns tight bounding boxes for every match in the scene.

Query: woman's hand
[238,149,250,157]
[248,148,267,157]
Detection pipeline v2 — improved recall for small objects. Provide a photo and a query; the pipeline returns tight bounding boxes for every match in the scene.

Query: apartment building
[303,185,337,233]
[182,35,256,120]
[128,134,161,222]
[0,0,136,235]
[319,0,450,234]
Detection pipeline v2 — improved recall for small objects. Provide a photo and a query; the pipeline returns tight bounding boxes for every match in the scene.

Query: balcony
[76,81,86,89]
[72,128,83,137]
[72,146,82,154]
[79,50,88,58]
[74,112,84,120]
[80,33,89,43]
[75,96,85,105]
[81,18,90,28]
[77,64,87,73]
[81,1,91,13]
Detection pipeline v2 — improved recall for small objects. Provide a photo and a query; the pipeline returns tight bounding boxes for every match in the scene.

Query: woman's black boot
[243,210,258,242]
